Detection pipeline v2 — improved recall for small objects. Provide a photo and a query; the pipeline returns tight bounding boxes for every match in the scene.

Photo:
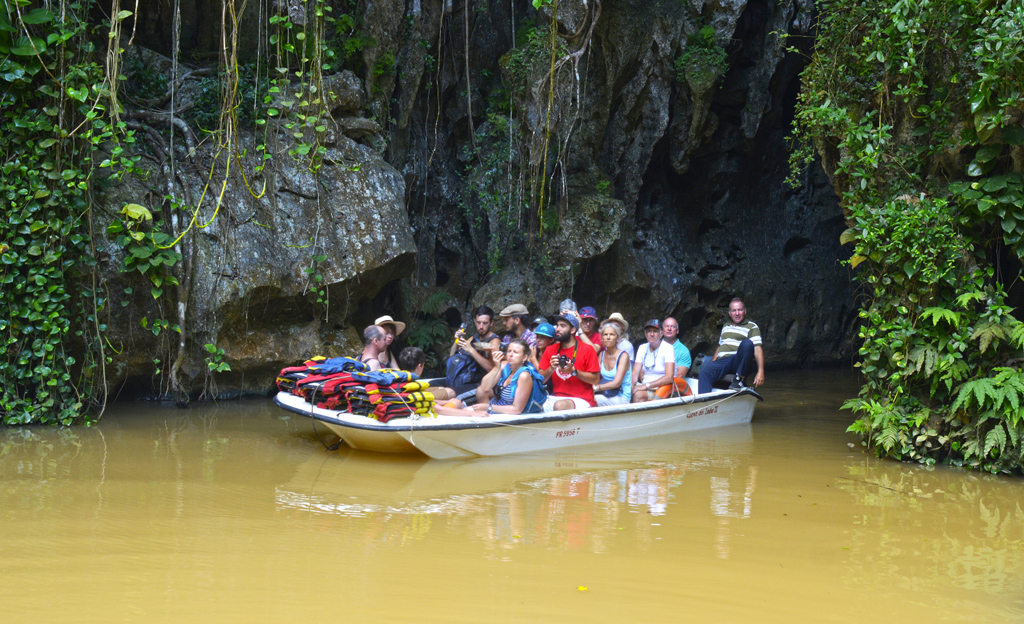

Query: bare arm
[630,357,643,390]
[488,371,533,415]
[646,362,676,388]
[570,364,600,385]
[578,331,600,354]
[753,345,765,387]
[477,351,505,390]
[540,353,556,381]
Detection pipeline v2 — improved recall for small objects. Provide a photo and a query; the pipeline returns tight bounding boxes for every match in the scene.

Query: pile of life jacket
[276,356,438,423]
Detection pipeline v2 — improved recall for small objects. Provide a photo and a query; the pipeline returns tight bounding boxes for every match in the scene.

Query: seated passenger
[577,306,602,353]
[530,322,556,370]
[655,316,692,398]
[530,316,549,332]
[357,325,387,371]
[499,303,537,349]
[374,315,406,369]
[437,340,545,416]
[538,314,600,411]
[398,346,455,401]
[593,322,632,406]
[601,312,635,362]
[630,320,676,403]
[447,305,501,402]
[698,298,765,392]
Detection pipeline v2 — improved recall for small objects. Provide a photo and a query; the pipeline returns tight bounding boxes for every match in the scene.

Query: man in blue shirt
[661,317,691,376]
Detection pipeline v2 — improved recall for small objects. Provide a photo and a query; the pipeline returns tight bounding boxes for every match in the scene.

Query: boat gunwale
[275,388,762,433]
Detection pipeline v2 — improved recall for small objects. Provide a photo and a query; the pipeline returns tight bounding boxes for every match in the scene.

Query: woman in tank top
[593,322,632,406]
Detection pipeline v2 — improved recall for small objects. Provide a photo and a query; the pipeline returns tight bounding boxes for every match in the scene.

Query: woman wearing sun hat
[374,315,406,369]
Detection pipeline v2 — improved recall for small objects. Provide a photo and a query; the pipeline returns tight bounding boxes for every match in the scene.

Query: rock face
[103,0,856,397]
[383,0,857,366]
[96,68,414,395]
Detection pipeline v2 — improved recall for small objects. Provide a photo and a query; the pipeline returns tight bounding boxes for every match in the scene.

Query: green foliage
[405,292,456,372]
[792,0,1024,473]
[674,25,728,92]
[499,22,565,98]
[1,1,135,425]
[461,113,531,274]
[204,344,231,374]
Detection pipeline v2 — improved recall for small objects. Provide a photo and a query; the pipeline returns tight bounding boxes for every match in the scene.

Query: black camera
[558,354,570,367]
[499,343,508,353]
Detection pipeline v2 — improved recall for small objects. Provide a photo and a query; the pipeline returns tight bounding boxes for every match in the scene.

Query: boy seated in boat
[397,347,456,402]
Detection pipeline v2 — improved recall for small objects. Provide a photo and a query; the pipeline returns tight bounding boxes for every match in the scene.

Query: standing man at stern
[698,298,765,394]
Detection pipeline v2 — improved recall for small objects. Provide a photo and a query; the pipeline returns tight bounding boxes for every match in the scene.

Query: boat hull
[275,389,760,459]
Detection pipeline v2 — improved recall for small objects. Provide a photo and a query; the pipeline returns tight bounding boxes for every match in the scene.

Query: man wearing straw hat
[374,315,406,369]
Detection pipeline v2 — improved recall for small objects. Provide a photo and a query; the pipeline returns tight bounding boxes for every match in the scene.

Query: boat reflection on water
[276,424,758,553]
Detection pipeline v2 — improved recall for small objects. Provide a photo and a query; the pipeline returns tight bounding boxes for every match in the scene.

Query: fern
[952,377,999,413]
[920,306,963,327]
[907,345,938,376]
[1011,321,1024,350]
[984,424,1007,457]
[954,291,986,307]
[971,320,1009,353]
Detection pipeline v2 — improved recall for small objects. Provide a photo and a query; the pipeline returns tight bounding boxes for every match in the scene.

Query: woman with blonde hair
[592,322,632,406]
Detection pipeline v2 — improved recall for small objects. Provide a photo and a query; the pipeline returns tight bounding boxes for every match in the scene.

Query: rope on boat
[406,391,738,435]
[307,385,343,451]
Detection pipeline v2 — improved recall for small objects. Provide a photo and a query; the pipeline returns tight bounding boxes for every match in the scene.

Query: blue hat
[535,323,556,338]
[579,306,598,320]
[644,319,661,330]
[554,314,580,329]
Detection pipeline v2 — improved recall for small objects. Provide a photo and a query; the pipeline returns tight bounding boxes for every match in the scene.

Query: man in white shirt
[630,319,676,403]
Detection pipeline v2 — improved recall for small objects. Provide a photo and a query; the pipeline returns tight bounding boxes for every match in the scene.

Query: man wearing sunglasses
[630,319,677,403]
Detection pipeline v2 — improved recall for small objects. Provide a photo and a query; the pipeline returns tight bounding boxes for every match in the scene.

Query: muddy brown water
[2,369,1022,623]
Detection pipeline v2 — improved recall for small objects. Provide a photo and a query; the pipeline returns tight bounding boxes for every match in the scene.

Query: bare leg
[631,389,653,403]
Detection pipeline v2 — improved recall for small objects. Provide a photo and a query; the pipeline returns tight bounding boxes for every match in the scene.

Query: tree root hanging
[125,109,198,162]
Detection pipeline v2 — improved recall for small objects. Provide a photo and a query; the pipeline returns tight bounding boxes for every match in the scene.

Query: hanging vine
[1,0,137,424]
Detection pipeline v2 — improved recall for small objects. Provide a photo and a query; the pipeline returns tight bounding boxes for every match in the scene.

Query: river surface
[2,369,1022,623]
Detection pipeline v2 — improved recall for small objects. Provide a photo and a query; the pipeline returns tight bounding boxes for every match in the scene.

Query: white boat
[274,385,762,460]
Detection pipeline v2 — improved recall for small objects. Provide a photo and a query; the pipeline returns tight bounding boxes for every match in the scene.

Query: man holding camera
[538,314,600,410]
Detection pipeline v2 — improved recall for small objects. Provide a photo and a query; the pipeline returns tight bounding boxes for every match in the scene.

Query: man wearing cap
[539,314,601,410]
[577,306,602,353]
[374,315,406,369]
[601,312,635,362]
[499,303,537,348]
[630,319,677,402]
[698,298,765,393]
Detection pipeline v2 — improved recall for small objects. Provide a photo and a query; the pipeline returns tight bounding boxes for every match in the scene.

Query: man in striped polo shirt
[697,298,765,393]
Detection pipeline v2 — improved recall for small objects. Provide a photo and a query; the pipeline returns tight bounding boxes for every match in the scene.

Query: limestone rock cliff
[101,0,855,396]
